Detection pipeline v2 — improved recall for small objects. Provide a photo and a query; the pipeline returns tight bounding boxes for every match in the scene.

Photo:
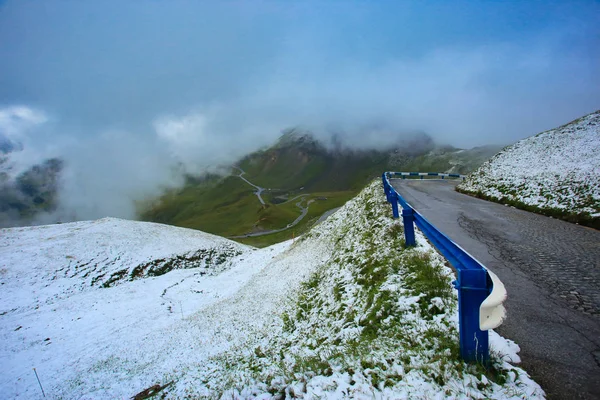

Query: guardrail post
[454,269,489,364]
[391,194,400,219]
[382,173,392,203]
[401,208,416,246]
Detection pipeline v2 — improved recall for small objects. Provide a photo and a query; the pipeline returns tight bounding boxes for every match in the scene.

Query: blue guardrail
[382,172,492,364]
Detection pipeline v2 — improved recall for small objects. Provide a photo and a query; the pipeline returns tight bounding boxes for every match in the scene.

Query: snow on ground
[458,110,600,222]
[0,219,257,397]
[0,218,248,314]
[0,183,544,399]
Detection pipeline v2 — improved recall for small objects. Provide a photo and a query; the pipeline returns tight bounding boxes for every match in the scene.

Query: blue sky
[1,1,599,144]
[0,1,599,219]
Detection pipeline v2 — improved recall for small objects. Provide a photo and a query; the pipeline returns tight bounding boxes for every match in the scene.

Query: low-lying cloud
[0,1,598,225]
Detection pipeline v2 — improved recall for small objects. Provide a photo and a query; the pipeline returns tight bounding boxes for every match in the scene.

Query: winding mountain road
[230,167,316,238]
[390,179,600,400]
[229,196,314,238]
[232,166,266,205]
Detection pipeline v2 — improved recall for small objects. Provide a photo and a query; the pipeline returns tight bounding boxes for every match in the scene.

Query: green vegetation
[140,175,262,236]
[139,133,501,246]
[236,191,356,247]
[139,171,357,246]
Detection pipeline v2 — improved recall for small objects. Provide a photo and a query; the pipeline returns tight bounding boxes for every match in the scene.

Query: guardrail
[382,172,506,364]
[392,171,466,180]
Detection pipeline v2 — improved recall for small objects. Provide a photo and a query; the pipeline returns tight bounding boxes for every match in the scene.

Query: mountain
[458,110,600,228]
[0,182,542,399]
[0,156,64,227]
[141,130,503,246]
[0,132,65,227]
[237,129,467,192]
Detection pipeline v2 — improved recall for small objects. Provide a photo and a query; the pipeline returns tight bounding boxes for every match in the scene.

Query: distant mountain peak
[276,128,319,148]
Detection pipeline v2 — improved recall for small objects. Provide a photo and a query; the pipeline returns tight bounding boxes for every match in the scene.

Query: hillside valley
[140,131,502,246]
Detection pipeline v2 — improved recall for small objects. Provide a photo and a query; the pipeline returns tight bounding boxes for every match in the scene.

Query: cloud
[54,129,182,221]
[0,106,47,140]
[0,106,182,223]
[150,41,598,151]
[153,108,251,173]
[0,106,56,177]
[0,1,598,225]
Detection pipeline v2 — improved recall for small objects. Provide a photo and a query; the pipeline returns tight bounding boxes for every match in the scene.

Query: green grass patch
[140,171,357,244]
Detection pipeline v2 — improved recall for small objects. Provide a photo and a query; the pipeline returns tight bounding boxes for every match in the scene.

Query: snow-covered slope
[458,111,600,226]
[0,184,543,399]
[1,218,248,312]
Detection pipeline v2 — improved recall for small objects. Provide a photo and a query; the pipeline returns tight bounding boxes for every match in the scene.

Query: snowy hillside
[1,218,248,308]
[458,111,600,227]
[0,183,543,399]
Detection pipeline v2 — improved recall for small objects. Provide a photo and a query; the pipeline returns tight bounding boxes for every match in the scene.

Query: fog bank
[0,1,598,223]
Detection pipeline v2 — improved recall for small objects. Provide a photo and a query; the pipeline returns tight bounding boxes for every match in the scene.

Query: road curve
[228,168,318,238]
[232,166,266,205]
[390,179,600,400]
[229,196,314,238]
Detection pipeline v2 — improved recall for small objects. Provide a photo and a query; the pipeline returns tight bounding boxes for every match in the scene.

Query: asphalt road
[230,196,313,238]
[390,179,600,400]
[228,169,316,238]
[232,166,266,205]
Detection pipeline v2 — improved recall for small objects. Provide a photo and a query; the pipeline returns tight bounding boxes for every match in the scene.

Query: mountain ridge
[141,131,502,246]
[0,138,63,227]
